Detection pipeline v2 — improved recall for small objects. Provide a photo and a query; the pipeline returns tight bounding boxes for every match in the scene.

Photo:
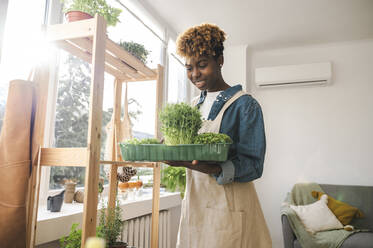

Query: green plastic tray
[119,143,231,162]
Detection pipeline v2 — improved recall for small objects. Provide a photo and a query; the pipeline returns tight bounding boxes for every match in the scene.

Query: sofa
[281,184,373,248]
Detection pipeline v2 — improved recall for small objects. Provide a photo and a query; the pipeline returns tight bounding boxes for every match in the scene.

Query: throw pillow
[312,191,364,225]
[290,194,343,234]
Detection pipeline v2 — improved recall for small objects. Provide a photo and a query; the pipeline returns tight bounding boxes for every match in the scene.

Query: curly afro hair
[176,23,226,59]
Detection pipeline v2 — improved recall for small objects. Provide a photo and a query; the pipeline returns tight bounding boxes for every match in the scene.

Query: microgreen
[194,132,232,144]
[159,103,202,145]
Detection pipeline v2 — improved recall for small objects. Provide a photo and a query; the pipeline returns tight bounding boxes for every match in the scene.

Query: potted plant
[60,201,127,248]
[118,40,150,64]
[61,0,122,26]
[60,223,83,248]
[97,200,127,248]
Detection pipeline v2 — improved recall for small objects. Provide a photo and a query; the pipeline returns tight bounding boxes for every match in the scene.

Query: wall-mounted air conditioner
[255,62,332,88]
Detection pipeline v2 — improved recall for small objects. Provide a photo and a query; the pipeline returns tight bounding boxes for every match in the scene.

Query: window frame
[39,0,183,204]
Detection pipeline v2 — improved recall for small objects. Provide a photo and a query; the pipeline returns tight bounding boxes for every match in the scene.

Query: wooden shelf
[46,18,157,82]
[39,147,157,168]
[28,15,164,248]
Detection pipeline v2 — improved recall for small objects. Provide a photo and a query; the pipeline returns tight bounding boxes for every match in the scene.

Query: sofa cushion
[312,191,364,225]
[340,232,373,248]
[290,194,343,233]
[321,184,373,230]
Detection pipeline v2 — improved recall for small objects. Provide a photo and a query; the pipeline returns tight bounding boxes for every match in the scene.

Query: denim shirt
[195,85,266,184]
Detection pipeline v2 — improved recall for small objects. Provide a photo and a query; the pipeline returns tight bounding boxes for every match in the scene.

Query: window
[50,51,114,189]
[0,0,46,132]
[0,0,9,63]
[167,39,189,103]
[107,0,163,183]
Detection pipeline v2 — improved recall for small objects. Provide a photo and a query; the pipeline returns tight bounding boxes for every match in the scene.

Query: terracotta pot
[65,11,93,23]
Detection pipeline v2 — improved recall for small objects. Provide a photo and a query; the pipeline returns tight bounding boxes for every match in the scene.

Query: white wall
[222,45,249,91]
[220,39,373,247]
[251,39,373,247]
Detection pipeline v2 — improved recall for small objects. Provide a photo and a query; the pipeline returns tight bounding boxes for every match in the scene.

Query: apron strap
[213,90,247,131]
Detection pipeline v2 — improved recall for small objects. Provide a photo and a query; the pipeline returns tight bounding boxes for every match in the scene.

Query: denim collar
[196,84,243,108]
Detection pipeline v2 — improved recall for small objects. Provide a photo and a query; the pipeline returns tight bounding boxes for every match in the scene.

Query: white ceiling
[139,0,373,49]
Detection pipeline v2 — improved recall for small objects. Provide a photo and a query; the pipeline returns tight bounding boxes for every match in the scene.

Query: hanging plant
[118,40,150,64]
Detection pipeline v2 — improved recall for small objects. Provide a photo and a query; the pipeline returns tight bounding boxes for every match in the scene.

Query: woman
[165,23,272,248]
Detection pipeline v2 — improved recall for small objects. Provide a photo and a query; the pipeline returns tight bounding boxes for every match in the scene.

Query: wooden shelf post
[107,79,123,211]
[81,15,106,247]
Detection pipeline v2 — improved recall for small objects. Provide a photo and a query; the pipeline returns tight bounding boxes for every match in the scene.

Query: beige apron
[176,90,272,248]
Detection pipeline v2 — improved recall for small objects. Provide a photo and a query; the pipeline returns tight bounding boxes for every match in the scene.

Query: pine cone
[117,166,137,182]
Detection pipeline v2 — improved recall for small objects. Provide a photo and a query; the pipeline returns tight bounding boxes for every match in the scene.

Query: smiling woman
[167,23,272,248]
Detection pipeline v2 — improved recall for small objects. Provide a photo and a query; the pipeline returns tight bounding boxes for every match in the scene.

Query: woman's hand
[162,160,222,176]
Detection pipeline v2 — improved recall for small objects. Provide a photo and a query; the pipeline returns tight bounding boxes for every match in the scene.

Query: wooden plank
[155,65,164,139]
[151,64,163,248]
[39,148,87,167]
[69,38,143,80]
[46,18,95,41]
[107,79,122,211]
[26,65,50,248]
[124,74,158,82]
[100,160,156,168]
[106,39,156,78]
[26,163,37,248]
[151,163,161,248]
[28,147,42,248]
[81,15,106,248]
[55,40,131,80]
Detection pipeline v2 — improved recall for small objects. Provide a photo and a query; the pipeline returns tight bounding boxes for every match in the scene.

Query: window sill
[36,188,181,245]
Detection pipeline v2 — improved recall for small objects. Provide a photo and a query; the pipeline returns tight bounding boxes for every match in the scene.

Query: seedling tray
[119,143,231,162]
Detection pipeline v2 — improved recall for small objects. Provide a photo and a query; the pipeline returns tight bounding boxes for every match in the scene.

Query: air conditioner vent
[255,62,332,88]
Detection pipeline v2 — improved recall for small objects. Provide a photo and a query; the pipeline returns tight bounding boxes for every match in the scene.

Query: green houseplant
[61,0,122,26]
[118,40,150,64]
[60,200,126,248]
[161,166,186,198]
[97,200,126,248]
[194,132,232,144]
[159,102,202,145]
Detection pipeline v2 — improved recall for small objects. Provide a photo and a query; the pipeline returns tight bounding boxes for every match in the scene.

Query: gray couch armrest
[282,214,296,248]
